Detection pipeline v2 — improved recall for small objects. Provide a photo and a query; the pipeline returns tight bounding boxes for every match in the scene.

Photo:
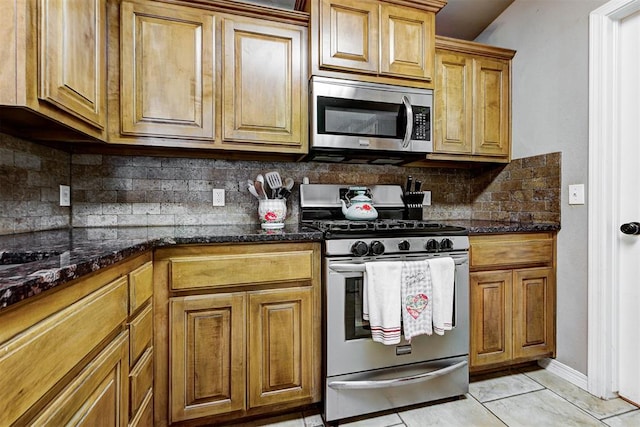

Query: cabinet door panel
[434,51,473,153]
[39,0,106,129]
[319,0,378,73]
[248,288,314,408]
[470,270,512,369]
[120,1,215,139]
[513,267,555,360]
[473,58,510,156]
[223,18,304,146]
[170,294,245,422]
[30,332,129,426]
[380,5,434,80]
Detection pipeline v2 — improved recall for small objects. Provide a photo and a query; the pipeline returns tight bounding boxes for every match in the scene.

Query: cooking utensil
[414,180,422,192]
[254,180,268,200]
[279,177,294,199]
[265,171,283,199]
[405,176,413,193]
[247,180,260,199]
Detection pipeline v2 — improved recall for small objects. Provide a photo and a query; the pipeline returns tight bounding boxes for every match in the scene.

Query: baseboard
[538,358,589,391]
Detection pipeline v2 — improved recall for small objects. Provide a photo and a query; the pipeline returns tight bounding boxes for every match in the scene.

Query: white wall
[475,0,608,375]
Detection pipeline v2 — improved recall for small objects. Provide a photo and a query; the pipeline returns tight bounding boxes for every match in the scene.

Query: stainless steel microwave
[309,76,433,164]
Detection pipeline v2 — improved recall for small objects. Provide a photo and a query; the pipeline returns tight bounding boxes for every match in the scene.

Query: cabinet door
[470,270,513,369]
[380,4,434,81]
[170,294,246,422]
[473,57,510,157]
[434,51,473,154]
[120,1,215,140]
[319,0,378,73]
[513,267,556,360]
[39,0,106,130]
[248,288,314,408]
[29,331,129,426]
[222,18,305,149]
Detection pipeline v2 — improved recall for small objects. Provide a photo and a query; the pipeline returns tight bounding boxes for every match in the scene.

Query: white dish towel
[430,257,456,335]
[363,261,403,345]
[401,260,432,341]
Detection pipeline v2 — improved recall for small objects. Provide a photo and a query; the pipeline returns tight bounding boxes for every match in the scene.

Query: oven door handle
[329,257,468,273]
[327,360,468,390]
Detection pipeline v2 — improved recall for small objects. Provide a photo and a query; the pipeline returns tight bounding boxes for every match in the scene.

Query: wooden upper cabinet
[313,0,441,86]
[434,51,473,154]
[0,0,107,140]
[39,0,106,131]
[319,0,379,73]
[431,37,515,163]
[474,57,510,157]
[222,17,307,150]
[118,1,215,141]
[380,4,434,81]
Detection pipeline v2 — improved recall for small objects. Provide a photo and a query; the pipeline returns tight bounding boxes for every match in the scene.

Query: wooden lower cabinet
[469,233,556,372]
[29,332,130,426]
[170,293,247,421]
[0,252,152,426]
[248,288,315,409]
[155,242,321,426]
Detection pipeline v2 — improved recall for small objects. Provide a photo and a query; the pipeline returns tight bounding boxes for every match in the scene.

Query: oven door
[324,253,469,377]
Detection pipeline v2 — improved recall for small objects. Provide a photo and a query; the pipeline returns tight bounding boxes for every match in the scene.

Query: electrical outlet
[422,191,432,206]
[59,185,70,207]
[212,189,225,206]
[568,184,585,205]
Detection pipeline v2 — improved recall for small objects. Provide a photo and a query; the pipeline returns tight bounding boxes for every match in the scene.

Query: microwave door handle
[401,95,414,148]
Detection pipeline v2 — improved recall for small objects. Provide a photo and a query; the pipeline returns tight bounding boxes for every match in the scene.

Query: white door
[616,7,640,406]
[588,0,640,405]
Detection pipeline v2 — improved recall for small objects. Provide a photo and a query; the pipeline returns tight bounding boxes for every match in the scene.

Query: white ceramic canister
[258,199,287,229]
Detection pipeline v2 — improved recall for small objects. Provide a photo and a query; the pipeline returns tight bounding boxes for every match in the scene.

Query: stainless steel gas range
[300,184,470,424]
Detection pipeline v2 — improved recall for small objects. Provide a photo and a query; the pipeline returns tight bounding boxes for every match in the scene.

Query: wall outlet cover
[212,189,225,206]
[59,185,71,207]
[422,191,432,206]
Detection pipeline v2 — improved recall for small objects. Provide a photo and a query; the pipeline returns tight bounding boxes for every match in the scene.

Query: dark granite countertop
[0,221,559,312]
[0,225,323,312]
[437,220,560,234]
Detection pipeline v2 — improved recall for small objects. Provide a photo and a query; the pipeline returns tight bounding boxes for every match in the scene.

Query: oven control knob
[351,241,369,257]
[425,239,439,252]
[440,238,453,251]
[370,240,385,255]
[398,240,411,251]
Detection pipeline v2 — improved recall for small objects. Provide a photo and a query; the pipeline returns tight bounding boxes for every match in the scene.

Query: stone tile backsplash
[0,133,71,235]
[0,133,561,234]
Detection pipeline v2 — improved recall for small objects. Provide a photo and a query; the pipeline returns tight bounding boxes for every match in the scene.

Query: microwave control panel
[412,106,430,141]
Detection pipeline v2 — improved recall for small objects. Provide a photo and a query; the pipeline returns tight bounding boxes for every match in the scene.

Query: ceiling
[236,0,515,41]
[435,0,514,40]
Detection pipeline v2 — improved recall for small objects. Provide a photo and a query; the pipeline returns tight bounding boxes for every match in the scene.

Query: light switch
[59,185,70,207]
[569,184,585,205]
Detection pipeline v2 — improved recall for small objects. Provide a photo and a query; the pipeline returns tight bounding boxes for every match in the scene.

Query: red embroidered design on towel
[405,294,429,319]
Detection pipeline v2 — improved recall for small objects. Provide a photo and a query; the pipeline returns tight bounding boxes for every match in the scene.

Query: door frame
[588,0,640,400]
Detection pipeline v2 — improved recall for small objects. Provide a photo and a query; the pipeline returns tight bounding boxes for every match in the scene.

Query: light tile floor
[231,367,640,426]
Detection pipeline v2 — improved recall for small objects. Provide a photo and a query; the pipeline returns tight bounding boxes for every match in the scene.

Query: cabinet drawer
[130,346,153,419]
[130,303,153,367]
[28,331,129,427]
[130,390,153,427]
[170,250,314,290]
[0,277,128,426]
[129,261,153,314]
[470,234,554,269]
